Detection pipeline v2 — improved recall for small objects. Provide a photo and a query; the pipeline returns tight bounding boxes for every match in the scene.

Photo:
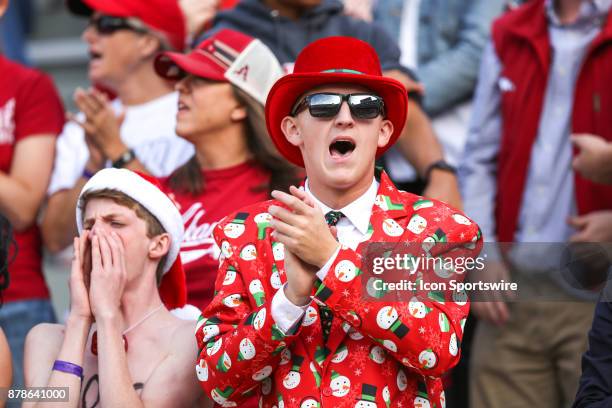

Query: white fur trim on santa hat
[75,168,184,275]
[170,304,201,321]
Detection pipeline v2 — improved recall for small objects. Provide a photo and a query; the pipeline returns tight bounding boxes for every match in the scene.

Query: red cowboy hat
[265,36,408,167]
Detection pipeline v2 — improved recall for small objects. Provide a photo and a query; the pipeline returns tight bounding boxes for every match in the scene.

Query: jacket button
[322,387,333,397]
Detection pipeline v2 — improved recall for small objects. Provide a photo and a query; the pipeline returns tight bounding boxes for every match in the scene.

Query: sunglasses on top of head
[291,92,386,120]
[88,15,149,35]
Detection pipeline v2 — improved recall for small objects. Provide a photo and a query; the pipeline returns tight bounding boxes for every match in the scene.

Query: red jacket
[196,171,482,407]
[491,0,612,242]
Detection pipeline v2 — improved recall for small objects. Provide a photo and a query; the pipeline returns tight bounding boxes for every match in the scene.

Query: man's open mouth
[89,50,102,61]
[329,138,356,158]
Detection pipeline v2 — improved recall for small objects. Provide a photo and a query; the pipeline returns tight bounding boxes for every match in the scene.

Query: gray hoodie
[202,0,416,81]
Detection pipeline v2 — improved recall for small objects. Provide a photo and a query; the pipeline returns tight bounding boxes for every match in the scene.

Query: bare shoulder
[149,316,197,365]
[169,318,198,352]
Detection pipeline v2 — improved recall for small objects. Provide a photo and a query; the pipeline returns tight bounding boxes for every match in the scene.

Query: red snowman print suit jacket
[196,171,482,408]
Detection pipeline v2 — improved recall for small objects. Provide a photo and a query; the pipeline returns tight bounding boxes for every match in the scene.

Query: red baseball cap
[67,0,186,51]
[154,29,284,105]
[265,36,409,167]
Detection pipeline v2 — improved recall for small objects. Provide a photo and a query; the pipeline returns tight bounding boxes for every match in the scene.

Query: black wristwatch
[112,148,136,168]
[425,160,457,181]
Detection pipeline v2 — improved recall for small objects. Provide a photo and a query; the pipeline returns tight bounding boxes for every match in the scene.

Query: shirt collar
[304,178,379,235]
[545,0,611,27]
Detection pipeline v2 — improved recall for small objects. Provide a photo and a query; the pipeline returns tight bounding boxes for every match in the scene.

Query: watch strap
[425,160,457,181]
[112,148,136,168]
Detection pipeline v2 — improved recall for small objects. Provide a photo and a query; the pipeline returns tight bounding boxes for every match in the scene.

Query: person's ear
[281,116,303,147]
[230,104,247,122]
[377,119,394,149]
[139,34,163,60]
[148,233,171,261]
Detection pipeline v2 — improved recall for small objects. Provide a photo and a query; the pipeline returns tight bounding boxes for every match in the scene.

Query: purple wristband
[82,168,96,179]
[52,360,84,380]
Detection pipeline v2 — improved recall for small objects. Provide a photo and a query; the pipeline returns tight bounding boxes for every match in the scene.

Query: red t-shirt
[0,55,64,302]
[160,161,270,311]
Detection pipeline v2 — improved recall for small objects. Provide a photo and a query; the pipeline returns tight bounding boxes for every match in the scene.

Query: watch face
[113,149,136,168]
[438,162,455,172]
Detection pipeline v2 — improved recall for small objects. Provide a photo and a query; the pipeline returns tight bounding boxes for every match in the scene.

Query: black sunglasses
[88,15,149,35]
[291,92,386,119]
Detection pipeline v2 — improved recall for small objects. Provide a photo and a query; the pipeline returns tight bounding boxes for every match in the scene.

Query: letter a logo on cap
[234,65,249,81]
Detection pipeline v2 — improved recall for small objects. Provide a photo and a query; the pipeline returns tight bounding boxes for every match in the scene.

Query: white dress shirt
[270,178,379,333]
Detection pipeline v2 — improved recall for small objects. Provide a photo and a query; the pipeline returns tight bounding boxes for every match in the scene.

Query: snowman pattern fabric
[196,171,482,408]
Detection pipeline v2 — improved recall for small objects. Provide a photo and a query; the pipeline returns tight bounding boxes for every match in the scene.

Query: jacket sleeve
[419,0,506,115]
[572,301,612,408]
[362,21,424,104]
[195,223,301,406]
[312,205,482,378]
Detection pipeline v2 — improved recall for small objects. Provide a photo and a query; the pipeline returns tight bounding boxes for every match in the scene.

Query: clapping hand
[70,87,128,163]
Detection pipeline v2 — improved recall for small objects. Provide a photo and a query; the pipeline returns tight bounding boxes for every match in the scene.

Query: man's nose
[82,24,97,44]
[334,101,354,126]
[89,221,108,237]
[175,76,189,93]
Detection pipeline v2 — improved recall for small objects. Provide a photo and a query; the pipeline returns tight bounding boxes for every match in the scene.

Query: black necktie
[319,305,333,344]
[320,211,344,343]
[325,210,344,226]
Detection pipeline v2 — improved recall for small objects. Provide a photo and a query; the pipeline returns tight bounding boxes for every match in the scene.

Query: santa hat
[76,168,186,310]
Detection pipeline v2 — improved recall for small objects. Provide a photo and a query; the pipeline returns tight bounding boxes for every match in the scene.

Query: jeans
[0,299,56,407]
[0,0,33,65]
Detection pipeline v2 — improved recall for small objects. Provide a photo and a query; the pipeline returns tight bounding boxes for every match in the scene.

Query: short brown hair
[78,189,168,283]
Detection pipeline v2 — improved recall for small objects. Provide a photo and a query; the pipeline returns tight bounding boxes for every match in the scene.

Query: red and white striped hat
[154,28,283,105]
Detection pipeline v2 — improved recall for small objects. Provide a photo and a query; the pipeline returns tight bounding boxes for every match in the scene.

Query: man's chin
[324,172,363,192]
[87,72,115,93]
[174,124,196,142]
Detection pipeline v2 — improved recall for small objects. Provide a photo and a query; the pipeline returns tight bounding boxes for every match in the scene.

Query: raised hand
[571,133,612,184]
[72,87,128,162]
[268,186,339,268]
[281,246,319,306]
[89,229,128,320]
[469,260,514,326]
[68,230,93,322]
[568,211,612,243]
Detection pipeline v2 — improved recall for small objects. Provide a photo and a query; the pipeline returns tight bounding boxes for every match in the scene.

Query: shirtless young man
[23,168,204,407]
